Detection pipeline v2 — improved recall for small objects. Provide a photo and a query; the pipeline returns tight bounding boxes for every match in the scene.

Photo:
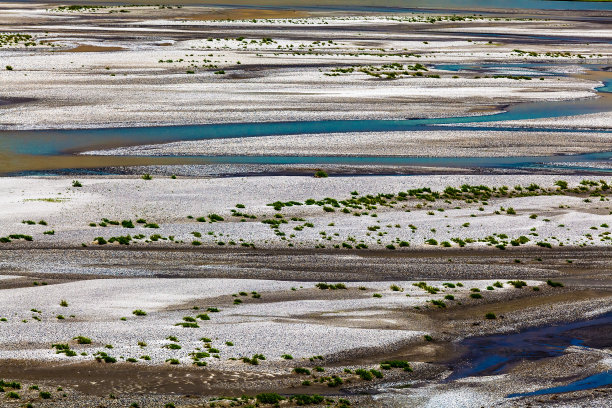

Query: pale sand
[0,176,610,251]
[0,7,608,130]
[0,277,528,365]
[83,129,612,158]
[468,110,612,130]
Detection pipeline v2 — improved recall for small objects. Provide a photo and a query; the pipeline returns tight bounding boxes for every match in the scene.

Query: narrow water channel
[446,311,612,397]
[0,70,610,174]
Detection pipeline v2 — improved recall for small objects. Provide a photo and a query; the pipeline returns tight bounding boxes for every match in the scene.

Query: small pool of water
[446,311,612,397]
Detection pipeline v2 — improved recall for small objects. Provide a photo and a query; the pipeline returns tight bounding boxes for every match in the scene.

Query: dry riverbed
[1,3,611,407]
[0,174,610,406]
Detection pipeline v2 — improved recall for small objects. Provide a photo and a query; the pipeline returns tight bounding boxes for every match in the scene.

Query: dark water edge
[507,371,612,398]
[444,311,612,397]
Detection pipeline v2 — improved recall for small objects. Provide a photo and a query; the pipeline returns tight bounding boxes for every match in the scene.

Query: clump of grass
[132,309,147,316]
[430,300,446,308]
[508,280,527,288]
[39,391,52,399]
[52,343,77,357]
[293,367,311,375]
[380,360,412,371]
[291,395,324,404]
[315,282,347,290]
[121,220,135,228]
[60,300,69,307]
[413,281,439,294]
[355,368,382,381]
[547,280,564,288]
[485,312,497,319]
[175,322,199,328]
[242,354,265,365]
[73,336,92,344]
[255,393,284,404]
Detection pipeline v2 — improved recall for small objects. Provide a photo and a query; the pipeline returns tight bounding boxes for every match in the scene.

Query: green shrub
[255,393,284,404]
[175,322,199,328]
[315,282,346,290]
[121,220,134,228]
[485,312,497,319]
[370,369,383,378]
[292,394,324,405]
[132,310,147,316]
[355,369,373,380]
[381,360,412,371]
[73,336,92,344]
[431,300,446,308]
[547,280,564,288]
[208,214,224,222]
[314,170,328,178]
[293,367,311,375]
[508,280,527,288]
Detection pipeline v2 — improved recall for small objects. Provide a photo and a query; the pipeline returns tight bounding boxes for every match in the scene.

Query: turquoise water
[1,78,610,157]
[1,69,610,174]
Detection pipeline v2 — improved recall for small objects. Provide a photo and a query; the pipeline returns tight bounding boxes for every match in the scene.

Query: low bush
[256,393,284,404]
